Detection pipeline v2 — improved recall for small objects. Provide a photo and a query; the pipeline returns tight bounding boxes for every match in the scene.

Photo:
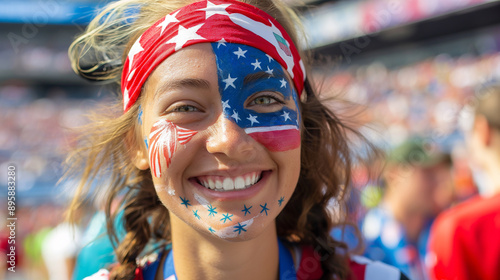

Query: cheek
[275,146,301,183]
[148,119,197,178]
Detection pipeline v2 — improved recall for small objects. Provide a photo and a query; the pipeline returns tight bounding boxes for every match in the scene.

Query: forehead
[147,43,216,87]
[212,42,290,88]
[145,43,291,100]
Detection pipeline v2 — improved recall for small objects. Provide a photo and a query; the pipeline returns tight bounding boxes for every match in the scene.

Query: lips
[196,172,262,191]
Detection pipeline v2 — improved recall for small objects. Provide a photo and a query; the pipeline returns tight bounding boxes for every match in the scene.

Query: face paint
[233,223,247,235]
[220,213,233,223]
[138,105,143,125]
[278,196,285,207]
[191,188,279,237]
[193,210,201,220]
[211,43,301,152]
[180,196,191,208]
[241,204,252,216]
[260,203,270,216]
[148,119,197,177]
[193,192,254,237]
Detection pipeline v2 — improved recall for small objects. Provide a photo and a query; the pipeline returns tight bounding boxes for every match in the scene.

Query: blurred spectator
[317,52,500,147]
[361,139,454,280]
[72,198,125,280]
[427,85,500,280]
[41,202,91,280]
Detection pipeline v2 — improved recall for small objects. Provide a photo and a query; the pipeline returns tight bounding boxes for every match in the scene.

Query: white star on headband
[127,69,136,82]
[233,47,247,59]
[251,59,261,70]
[217,38,227,48]
[199,1,231,20]
[123,88,130,110]
[223,74,237,90]
[265,54,274,63]
[224,11,295,78]
[157,10,180,35]
[166,23,205,51]
[128,38,144,70]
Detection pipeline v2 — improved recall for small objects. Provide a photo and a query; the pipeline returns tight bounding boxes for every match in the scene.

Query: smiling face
[135,43,301,240]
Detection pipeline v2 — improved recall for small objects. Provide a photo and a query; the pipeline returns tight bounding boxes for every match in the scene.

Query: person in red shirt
[427,85,500,280]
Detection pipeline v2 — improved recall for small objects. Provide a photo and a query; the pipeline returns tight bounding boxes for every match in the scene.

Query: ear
[474,115,492,147]
[126,129,150,170]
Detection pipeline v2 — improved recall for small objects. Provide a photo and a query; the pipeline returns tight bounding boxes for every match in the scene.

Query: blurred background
[0,0,499,279]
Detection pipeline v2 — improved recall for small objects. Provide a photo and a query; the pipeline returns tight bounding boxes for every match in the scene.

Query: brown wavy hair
[66,0,365,279]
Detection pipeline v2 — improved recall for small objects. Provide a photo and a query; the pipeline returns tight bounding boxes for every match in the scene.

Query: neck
[169,214,279,280]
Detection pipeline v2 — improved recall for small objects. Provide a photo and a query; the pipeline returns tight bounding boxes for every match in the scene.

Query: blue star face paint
[211,43,301,152]
[278,196,285,207]
[138,105,143,125]
[260,203,270,216]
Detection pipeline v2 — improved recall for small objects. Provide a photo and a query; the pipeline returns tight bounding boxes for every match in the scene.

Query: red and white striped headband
[121,0,305,112]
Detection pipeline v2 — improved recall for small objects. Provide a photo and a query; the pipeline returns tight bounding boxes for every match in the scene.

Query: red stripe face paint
[245,126,300,152]
[149,119,197,178]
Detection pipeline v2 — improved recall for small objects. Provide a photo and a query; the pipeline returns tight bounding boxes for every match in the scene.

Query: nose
[206,114,259,162]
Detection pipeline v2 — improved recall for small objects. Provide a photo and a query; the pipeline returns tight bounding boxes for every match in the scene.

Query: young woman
[66,0,408,279]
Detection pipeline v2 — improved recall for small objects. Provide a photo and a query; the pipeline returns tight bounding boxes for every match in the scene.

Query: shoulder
[83,267,146,280]
[81,249,167,280]
[349,255,410,280]
[295,243,408,280]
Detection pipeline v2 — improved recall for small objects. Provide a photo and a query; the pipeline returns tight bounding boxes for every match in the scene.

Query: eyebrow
[154,78,211,99]
[243,71,286,85]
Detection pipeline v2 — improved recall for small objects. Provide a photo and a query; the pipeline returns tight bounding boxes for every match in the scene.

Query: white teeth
[215,180,223,190]
[222,178,233,190]
[198,172,263,191]
[245,176,251,186]
[208,178,215,190]
[234,177,245,189]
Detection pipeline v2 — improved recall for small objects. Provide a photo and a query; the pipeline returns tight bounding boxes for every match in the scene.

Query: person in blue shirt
[361,139,454,280]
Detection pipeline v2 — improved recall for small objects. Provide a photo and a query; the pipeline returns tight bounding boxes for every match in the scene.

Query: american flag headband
[121,0,305,112]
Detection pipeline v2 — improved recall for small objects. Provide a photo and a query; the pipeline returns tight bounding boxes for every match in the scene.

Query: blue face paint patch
[211,43,301,152]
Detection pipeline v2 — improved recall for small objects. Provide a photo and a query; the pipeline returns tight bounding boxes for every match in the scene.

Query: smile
[196,172,262,191]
